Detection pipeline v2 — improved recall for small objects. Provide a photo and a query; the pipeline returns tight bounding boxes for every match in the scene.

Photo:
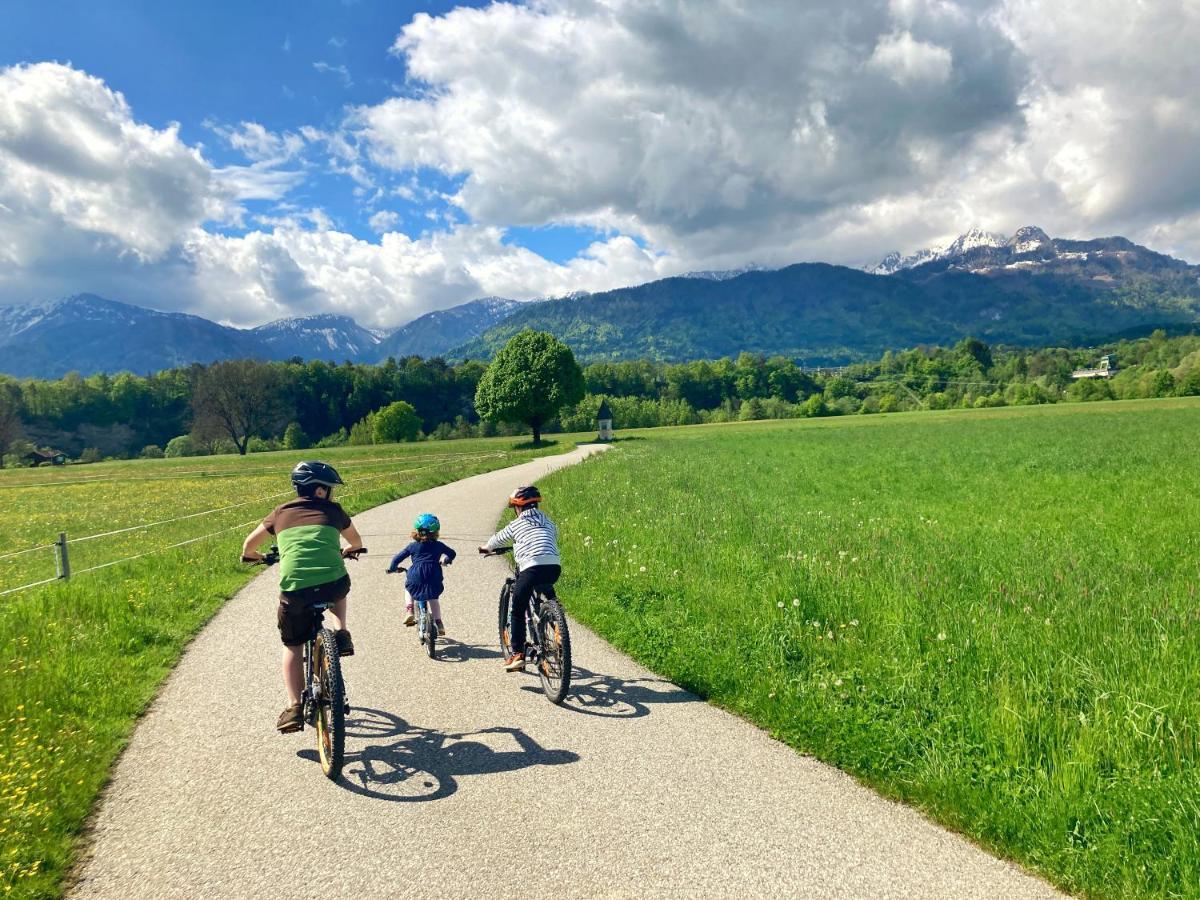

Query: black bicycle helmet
[507,485,542,508]
[291,460,344,489]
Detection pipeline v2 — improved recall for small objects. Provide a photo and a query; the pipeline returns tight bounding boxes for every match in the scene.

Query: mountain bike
[245,545,367,779]
[484,547,572,704]
[386,566,438,659]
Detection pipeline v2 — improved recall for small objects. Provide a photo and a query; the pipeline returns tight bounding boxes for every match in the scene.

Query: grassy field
[541,399,1200,899]
[0,436,581,898]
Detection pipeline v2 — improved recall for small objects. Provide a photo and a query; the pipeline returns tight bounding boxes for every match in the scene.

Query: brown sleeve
[263,507,278,535]
[333,503,352,531]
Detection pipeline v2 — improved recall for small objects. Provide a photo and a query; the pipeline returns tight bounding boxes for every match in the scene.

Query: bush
[79,447,102,464]
[282,422,309,450]
[315,428,348,448]
[348,414,376,446]
[247,437,277,453]
[164,435,204,458]
[139,444,164,459]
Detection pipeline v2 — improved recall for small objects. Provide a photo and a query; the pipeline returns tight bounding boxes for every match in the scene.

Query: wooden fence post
[55,532,71,581]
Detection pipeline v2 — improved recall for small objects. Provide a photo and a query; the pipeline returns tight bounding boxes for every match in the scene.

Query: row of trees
[3,329,1200,465]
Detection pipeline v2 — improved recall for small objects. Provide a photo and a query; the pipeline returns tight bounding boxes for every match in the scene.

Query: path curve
[71,445,1062,898]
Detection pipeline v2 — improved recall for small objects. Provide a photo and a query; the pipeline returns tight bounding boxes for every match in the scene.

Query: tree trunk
[237,436,248,455]
[530,418,542,446]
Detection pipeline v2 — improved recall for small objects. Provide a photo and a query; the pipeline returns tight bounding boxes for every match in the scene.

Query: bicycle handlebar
[341,547,368,560]
[243,545,280,566]
[478,546,512,556]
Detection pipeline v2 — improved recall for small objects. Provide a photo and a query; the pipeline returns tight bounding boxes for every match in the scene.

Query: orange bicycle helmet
[507,485,542,508]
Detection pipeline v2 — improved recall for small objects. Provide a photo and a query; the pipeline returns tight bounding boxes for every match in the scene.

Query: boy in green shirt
[242,461,364,732]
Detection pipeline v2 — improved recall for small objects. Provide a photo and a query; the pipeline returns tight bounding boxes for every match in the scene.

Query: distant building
[1071,355,1116,380]
[597,400,614,442]
[24,448,68,466]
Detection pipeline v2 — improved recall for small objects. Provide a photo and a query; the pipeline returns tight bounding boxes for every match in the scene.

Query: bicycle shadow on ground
[519,665,699,719]
[431,639,503,663]
[298,707,579,802]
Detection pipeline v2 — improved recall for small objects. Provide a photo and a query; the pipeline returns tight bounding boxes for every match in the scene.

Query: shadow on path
[298,707,579,802]
[519,666,699,719]
[433,640,503,664]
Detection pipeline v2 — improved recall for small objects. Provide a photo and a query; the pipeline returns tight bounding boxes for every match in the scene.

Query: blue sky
[0,0,599,262]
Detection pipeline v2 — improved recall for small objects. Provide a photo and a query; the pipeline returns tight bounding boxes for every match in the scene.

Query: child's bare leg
[429,598,443,621]
[282,646,303,704]
[329,597,348,632]
[404,589,414,612]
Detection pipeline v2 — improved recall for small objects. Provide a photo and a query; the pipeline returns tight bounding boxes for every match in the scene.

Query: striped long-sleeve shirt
[486,508,561,569]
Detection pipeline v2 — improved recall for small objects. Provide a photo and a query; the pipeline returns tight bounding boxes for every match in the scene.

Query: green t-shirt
[263,497,352,592]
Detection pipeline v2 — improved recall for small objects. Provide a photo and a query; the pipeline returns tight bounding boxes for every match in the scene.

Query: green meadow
[543,399,1200,899]
[0,436,578,898]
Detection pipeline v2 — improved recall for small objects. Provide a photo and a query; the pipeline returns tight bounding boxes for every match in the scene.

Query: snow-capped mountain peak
[1005,226,1052,255]
[942,227,1006,257]
[872,227,1033,274]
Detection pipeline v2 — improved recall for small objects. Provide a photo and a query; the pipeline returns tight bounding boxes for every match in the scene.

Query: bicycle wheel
[314,628,345,780]
[536,596,572,704]
[425,614,437,659]
[497,582,513,657]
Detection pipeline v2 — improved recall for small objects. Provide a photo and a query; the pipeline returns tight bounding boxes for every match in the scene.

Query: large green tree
[474,330,585,444]
[372,400,421,443]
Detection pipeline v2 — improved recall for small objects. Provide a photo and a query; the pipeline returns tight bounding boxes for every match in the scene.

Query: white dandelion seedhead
[937,632,947,641]
[639,566,646,572]
[792,598,800,606]
[777,601,785,608]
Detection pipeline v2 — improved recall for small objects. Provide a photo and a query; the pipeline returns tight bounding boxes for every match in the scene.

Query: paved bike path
[71,445,1062,898]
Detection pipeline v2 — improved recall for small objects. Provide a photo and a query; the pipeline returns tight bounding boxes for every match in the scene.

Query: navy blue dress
[388,540,456,602]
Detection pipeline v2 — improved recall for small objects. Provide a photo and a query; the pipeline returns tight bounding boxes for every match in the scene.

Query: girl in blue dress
[387,513,456,634]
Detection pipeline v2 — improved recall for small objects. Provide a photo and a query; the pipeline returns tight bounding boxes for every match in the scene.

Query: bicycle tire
[537,596,572,704]
[425,615,437,659]
[314,628,345,780]
[497,582,512,657]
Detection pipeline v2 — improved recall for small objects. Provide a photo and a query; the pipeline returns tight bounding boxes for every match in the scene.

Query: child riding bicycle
[479,485,560,672]
[241,460,365,733]
[386,513,456,635]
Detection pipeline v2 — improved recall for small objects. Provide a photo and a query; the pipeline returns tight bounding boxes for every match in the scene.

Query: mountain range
[0,295,528,379]
[2,227,1198,378]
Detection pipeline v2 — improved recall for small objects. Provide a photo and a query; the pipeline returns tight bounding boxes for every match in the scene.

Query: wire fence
[0,449,518,600]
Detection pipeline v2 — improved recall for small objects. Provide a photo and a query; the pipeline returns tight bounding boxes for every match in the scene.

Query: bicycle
[483,547,572,704]
[245,544,367,779]
[385,565,442,659]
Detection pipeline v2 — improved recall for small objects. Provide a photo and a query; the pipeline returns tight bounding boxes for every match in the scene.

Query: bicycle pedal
[278,723,303,734]
[343,703,351,714]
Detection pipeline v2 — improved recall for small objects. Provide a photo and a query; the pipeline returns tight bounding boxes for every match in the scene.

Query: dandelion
[639,566,646,572]
[833,678,843,687]
[937,632,947,641]
[776,601,785,608]
[792,598,800,606]
[850,619,859,627]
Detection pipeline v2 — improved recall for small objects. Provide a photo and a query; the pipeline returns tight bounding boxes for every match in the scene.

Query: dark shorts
[277,574,351,646]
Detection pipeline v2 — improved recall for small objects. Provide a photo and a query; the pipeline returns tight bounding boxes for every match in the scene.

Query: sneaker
[404,611,416,627]
[276,702,303,733]
[435,619,446,636]
[335,629,355,657]
[504,653,526,672]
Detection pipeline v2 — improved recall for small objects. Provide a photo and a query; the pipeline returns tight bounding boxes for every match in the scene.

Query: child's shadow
[432,639,502,664]
[298,707,578,802]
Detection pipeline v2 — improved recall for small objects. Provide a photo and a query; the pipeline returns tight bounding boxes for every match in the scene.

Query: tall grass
[542,400,1200,898]
[0,436,578,898]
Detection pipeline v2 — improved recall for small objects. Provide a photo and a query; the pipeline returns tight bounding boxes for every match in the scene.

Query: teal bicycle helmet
[414,513,440,533]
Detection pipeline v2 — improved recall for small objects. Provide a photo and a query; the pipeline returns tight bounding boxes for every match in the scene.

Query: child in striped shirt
[479,485,560,672]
